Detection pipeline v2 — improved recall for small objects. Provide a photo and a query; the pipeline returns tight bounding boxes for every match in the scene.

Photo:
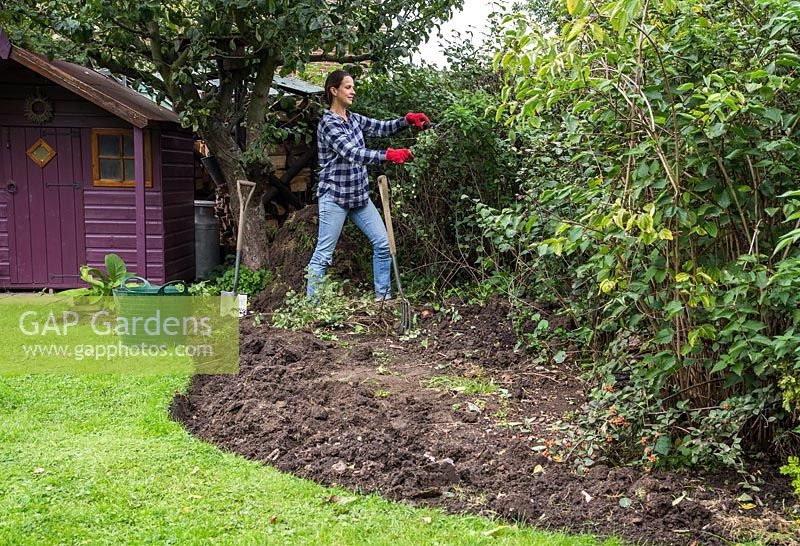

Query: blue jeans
[306,192,392,299]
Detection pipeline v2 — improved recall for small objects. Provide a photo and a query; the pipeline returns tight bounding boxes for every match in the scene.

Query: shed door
[1,127,85,287]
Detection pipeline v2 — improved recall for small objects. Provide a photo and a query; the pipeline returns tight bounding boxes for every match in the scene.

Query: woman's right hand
[386,148,414,164]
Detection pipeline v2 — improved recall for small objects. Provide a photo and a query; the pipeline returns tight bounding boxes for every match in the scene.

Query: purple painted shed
[0,31,195,288]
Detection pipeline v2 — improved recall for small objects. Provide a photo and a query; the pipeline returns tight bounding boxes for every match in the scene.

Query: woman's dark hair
[323,70,352,105]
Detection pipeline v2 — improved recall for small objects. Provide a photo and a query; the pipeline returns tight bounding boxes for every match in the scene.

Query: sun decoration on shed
[23,89,54,124]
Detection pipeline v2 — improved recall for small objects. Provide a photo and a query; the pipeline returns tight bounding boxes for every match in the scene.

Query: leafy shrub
[489,0,800,468]
[213,264,272,295]
[189,264,273,296]
[781,457,800,499]
[354,43,520,292]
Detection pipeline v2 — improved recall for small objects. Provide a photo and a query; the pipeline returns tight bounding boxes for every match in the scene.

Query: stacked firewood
[264,140,314,227]
[202,138,315,250]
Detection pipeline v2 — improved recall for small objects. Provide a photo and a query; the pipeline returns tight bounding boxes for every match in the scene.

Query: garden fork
[377,174,412,333]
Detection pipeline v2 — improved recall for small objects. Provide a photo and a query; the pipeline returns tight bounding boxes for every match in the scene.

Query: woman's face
[332,76,355,107]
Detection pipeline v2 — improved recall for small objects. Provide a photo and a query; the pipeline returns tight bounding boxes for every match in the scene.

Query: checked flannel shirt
[316,110,408,209]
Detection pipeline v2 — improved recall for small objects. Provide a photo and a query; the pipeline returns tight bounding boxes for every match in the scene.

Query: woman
[306,69,429,300]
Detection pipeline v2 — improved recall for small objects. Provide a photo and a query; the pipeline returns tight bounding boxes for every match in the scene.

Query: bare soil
[172,300,798,545]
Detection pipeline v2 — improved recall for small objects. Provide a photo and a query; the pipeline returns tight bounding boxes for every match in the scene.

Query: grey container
[194,200,221,280]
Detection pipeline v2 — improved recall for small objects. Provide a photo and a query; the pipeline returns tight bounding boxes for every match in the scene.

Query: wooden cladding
[91,128,152,188]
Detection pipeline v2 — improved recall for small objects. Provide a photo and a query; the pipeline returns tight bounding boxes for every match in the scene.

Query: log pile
[196,138,316,251]
[264,139,314,228]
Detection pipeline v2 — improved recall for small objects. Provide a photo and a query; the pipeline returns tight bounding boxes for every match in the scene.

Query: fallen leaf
[421,516,432,524]
[182,506,190,513]
[324,495,356,505]
[581,490,593,503]
[269,514,279,525]
[532,464,544,474]
[740,503,757,510]
[483,525,506,537]
[672,492,686,506]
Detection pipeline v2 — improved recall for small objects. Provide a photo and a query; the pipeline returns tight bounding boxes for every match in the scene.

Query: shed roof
[272,75,324,97]
[0,30,180,128]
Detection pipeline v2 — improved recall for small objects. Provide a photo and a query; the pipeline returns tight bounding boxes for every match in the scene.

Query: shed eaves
[272,75,324,97]
[0,30,180,128]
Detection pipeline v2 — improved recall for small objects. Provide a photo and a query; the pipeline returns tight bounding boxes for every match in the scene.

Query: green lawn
[0,374,621,545]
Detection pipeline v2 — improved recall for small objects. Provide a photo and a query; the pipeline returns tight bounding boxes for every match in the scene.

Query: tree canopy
[3,0,463,265]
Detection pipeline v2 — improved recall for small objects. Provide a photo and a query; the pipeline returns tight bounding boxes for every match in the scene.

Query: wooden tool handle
[235,179,257,255]
[377,175,397,255]
[236,179,257,216]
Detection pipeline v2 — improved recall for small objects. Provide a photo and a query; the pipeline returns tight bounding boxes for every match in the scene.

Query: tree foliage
[3,0,463,266]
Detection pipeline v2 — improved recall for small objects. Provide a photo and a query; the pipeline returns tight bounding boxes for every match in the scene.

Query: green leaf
[654,435,672,456]
[567,0,578,15]
[774,228,800,255]
[574,100,595,113]
[742,320,767,332]
[694,179,716,192]
[664,300,683,318]
[710,360,728,374]
[80,266,110,288]
[104,253,127,284]
[653,328,674,344]
[718,190,731,209]
[566,19,587,42]
[599,279,616,294]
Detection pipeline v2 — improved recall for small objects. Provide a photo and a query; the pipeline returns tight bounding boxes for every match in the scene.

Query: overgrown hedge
[359,0,800,474]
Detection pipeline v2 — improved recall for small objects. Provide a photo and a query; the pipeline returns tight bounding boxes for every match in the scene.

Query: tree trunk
[201,123,270,271]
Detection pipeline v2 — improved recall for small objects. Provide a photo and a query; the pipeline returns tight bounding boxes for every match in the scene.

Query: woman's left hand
[405,112,431,129]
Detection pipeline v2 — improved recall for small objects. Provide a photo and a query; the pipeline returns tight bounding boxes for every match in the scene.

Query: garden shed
[0,30,195,289]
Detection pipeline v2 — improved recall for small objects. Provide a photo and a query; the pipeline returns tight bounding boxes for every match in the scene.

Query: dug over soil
[172,300,798,546]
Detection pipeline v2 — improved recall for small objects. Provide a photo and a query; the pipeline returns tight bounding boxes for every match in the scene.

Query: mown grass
[0,374,620,546]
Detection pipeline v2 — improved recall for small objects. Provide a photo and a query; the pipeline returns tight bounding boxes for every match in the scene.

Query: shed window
[91,129,152,187]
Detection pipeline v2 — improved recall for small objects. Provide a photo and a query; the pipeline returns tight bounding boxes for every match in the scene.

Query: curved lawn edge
[0,374,621,546]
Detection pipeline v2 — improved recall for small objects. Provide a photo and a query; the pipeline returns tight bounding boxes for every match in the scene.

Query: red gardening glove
[386,148,414,164]
[405,112,430,129]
